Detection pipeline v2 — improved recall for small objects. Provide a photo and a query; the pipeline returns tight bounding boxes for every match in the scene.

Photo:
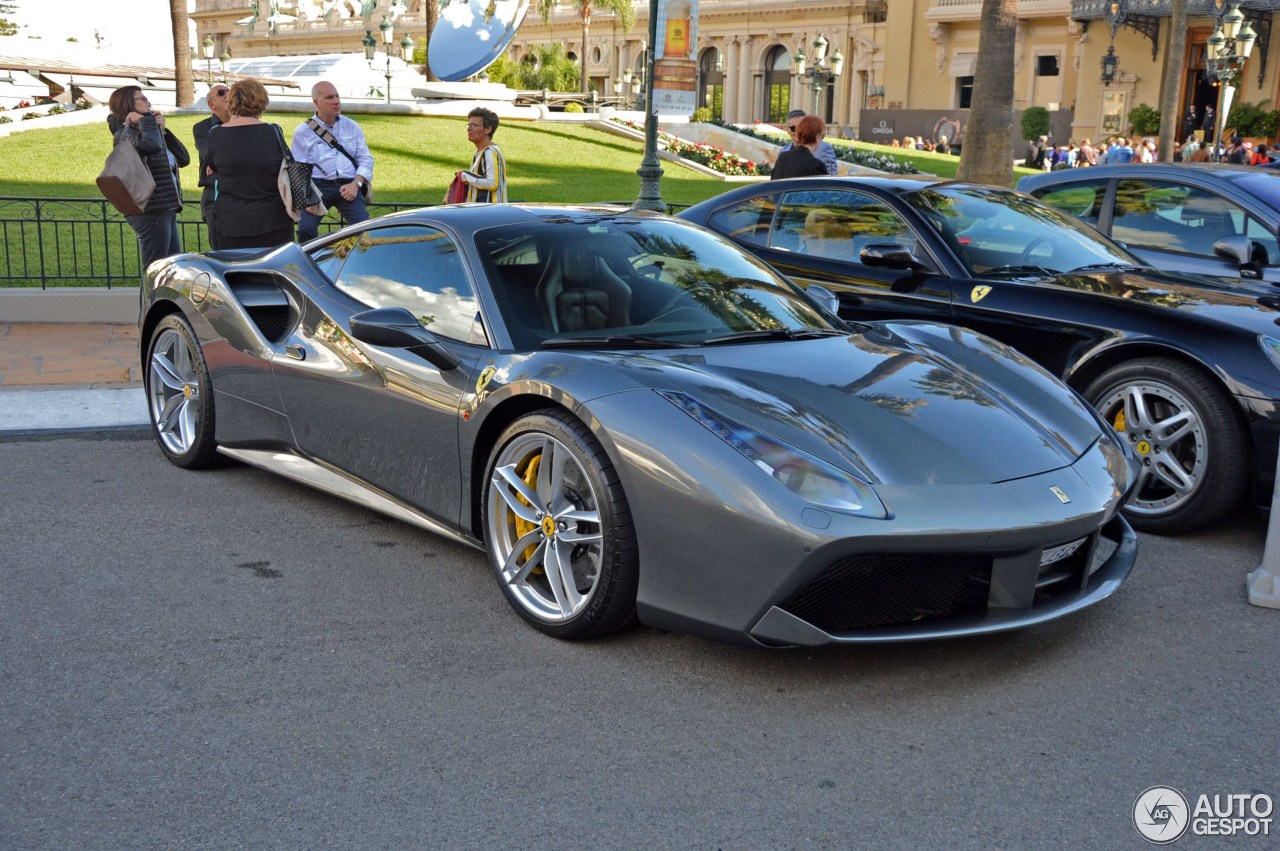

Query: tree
[1158,0,1188,161]
[956,0,1016,186]
[537,0,636,94]
[0,0,18,37]
[170,0,193,107]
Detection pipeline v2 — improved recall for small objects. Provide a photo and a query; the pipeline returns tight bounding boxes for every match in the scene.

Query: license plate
[1040,537,1086,566]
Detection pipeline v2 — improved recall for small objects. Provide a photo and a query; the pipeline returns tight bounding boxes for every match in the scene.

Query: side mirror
[1213,234,1266,278]
[860,243,920,270]
[806,284,840,315]
[350,307,461,371]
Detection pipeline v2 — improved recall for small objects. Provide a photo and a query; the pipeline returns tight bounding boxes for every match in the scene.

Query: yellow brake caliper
[1113,409,1127,431]
[512,453,544,571]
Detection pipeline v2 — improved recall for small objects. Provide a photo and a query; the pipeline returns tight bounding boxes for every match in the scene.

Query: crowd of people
[107,78,508,270]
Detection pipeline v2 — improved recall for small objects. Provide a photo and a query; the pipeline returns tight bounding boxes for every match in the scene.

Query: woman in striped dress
[460,107,507,203]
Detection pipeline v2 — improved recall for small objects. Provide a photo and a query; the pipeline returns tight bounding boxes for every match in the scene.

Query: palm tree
[955,0,1017,186]
[537,0,636,95]
[422,0,440,82]
[1158,0,1189,161]
[170,0,193,107]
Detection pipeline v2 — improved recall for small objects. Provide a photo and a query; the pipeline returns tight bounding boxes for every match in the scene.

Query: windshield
[902,184,1142,276]
[474,216,839,350]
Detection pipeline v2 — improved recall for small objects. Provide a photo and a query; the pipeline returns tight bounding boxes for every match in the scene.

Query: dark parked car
[1020,163,1280,284]
[680,176,1280,533]
[139,205,1139,647]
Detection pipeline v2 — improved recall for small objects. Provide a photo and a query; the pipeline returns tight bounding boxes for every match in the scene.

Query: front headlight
[1260,335,1280,372]
[658,390,888,518]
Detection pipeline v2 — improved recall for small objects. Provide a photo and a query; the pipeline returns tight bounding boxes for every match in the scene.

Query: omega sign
[870,119,895,137]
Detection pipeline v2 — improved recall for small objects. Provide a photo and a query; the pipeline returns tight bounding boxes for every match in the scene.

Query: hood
[595,325,1105,486]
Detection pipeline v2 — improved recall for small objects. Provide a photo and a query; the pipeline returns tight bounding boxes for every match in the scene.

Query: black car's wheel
[146,313,219,468]
[483,410,638,639]
[1084,357,1247,534]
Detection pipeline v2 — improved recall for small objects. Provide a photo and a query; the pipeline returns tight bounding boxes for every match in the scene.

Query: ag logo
[970,285,992,303]
[1133,786,1190,843]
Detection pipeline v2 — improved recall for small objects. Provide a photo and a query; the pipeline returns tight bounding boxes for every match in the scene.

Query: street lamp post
[219,50,231,83]
[633,3,665,213]
[201,34,216,85]
[1205,2,1257,160]
[793,33,843,118]
[363,16,403,104]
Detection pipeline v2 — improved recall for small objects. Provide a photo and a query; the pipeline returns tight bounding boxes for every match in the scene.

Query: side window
[1245,216,1280,264]
[771,189,919,263]
[308,234,360,282]
[1033,180,1108,229]
[1112,179,1245,258]
[707,194,778,247]
[334,224,484,344]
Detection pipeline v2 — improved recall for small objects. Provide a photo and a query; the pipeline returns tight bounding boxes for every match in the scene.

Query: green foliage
[563,101,584,113]
[21,111,39,120]
[1256,109,1280,140]
[537,0,637,32]
[483,45,582,91]
[1226,100,1275,137]
[1128,103,1161,136]
[0,116,11,125]
[1020,106,1050,141]
[691,107,712,123]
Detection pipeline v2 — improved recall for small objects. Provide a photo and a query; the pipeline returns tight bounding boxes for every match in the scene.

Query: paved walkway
[0,323,148,432]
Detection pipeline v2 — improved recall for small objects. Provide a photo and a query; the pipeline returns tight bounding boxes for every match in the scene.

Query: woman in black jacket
[107,85,189,273]
[771,115,829,180]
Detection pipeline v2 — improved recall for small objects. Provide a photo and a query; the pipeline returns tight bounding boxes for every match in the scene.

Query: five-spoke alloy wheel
[1085,357,1247,534]
[484,411,637,639]
[146,314,219,468]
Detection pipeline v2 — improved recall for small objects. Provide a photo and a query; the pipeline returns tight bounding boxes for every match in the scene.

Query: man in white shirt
[778,109,838,175]
[291,80,373,242]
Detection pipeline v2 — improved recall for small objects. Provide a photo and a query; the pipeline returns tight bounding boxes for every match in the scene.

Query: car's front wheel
[483,411,638,639]
[146,313,219,468]
[1085,357,1247,534]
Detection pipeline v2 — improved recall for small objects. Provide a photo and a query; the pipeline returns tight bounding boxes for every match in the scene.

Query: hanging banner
[652,0,699,116]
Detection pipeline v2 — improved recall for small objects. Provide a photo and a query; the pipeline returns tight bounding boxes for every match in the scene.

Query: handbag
[445,172,468,204]
[97,132,156,216]
[273,124,324,223]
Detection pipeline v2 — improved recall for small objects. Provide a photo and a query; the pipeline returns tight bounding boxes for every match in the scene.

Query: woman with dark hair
[770,115,828,180]
[206,78,297,249]
[107,85,189,272]
[459,107,507,203]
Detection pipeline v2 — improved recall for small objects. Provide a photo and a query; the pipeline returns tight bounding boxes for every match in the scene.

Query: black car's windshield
[902,185,1143,276]
[474,216,840,350]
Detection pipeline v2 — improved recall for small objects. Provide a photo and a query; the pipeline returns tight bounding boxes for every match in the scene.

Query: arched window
[698,47,724,119]
[764,46,791,123]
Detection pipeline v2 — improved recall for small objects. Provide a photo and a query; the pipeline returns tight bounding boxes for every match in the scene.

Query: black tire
[483,410,638,639]
[1084,357,1247,534]
[145,313,220,469]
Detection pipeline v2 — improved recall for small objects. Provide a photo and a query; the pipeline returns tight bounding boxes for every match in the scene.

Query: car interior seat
[535,243,633,333]
[800,208,858,261]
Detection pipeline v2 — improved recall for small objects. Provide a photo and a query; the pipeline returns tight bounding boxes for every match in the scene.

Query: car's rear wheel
[146,313,219,468]
[483,411,638,639]
[1084,357,1247,534]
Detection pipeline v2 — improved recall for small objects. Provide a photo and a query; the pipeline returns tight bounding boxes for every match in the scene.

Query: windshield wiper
[702,328,846,345]
[1069,262,1143,273]
[983,264,1056,278]
[541,334,697,349]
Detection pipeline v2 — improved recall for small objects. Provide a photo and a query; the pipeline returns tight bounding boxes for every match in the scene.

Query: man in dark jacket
[193,85,231,248]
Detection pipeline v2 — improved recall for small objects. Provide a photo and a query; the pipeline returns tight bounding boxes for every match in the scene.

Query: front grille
[781,554,992,633]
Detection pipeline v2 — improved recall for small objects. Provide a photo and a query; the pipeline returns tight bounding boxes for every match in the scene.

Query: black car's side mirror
[350,307,461,371]
[806,284,841,316]
[860,243,920,271]
[1213,234,1267,278]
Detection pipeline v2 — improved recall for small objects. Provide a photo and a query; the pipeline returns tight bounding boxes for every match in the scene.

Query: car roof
[360,203,671,230]
[763,174,954,193]
[1019,162,1268,190]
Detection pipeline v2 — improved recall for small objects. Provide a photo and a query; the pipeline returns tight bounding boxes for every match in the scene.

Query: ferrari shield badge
[1050,485,1071,504]
[970,285,992,304]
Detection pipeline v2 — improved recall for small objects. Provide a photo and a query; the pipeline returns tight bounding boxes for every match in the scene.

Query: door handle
[285,344,306,361]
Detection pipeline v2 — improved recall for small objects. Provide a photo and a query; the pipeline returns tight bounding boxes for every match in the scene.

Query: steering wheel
[1019,236,1055,265]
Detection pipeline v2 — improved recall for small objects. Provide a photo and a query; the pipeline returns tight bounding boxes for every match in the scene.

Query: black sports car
[139,205,1139,647]
[681,176,1280,533]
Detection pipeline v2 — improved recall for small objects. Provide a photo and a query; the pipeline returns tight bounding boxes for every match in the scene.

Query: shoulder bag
[273,124,324,222]
[307,118,372,200]
[97,130,156,216]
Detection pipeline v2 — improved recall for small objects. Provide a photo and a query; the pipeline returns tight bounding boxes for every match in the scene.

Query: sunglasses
[212,88,229,96]
[787,125,799,132]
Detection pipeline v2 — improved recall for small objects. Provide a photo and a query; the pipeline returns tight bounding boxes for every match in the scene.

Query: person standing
[291,80,372,241]
[1182,105,1199,141]
[206,78,296,249]
[1202,105,1217,143]
[1078,138,1097,167]
[193,84,231,248]
[106,85,189,274]
[780,109,838,175]
[459,107,508,203]
[770,115,829,179]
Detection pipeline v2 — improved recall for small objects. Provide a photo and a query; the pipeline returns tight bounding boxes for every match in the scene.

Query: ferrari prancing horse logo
[970,285,992,303]
[1050,485,1071,504]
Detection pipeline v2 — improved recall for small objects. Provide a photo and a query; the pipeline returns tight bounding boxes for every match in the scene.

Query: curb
[0,288,140,324]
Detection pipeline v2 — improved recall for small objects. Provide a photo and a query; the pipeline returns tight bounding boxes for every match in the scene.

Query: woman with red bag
[453,107,507,203]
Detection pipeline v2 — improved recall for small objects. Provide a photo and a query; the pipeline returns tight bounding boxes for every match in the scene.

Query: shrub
[1020,106,1050,141]
[1226,100,1271,137]
[47,104,66,115]
[563,101,584,113]
[0,115,11,124]
[1257,109,1280,140]
[21,112,40,120]
[1128,102,1161,136]
[691,107,711,123]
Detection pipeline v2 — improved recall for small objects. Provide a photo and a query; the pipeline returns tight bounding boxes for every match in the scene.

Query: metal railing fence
[0,196,690,289]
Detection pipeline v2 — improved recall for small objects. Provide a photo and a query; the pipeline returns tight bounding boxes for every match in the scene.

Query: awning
[949,53,977,77]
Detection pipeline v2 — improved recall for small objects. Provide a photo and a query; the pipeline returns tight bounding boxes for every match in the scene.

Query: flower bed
[610,119,771,177]
[710,119,921,175]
